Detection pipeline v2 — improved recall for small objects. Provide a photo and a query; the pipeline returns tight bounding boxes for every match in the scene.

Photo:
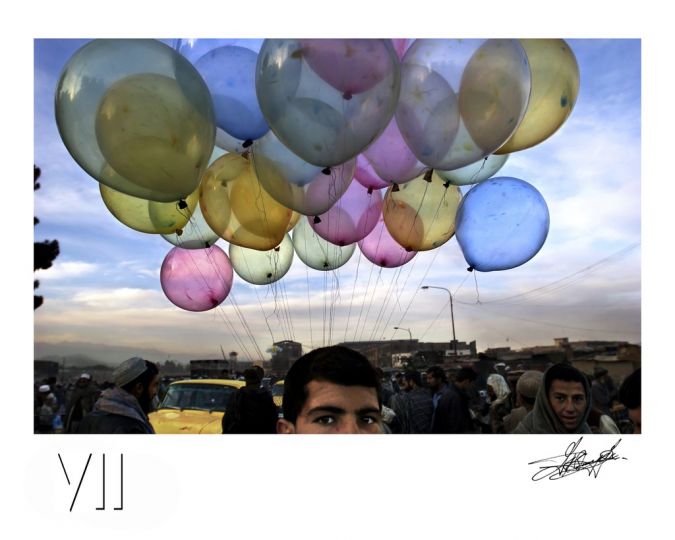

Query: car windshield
[271,384,284,396]
[160,383,237,412]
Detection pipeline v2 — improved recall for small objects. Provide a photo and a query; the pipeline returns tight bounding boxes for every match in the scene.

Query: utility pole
[421,285,457,357]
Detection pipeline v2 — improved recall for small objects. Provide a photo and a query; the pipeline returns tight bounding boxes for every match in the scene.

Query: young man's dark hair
[543,362,586,394]
[619,368,641,434]
[425,365,447,384]
[455,367,478,383]
[403,369,423,387]
[282,346,382,424]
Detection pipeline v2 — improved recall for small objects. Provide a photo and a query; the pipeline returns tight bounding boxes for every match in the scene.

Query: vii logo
[58,453,124,512]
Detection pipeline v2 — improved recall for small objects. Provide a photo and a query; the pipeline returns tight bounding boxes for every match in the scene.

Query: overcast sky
[32,38,641,365]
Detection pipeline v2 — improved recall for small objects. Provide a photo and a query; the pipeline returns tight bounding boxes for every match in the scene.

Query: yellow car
[149,379,245,434]
[272,379,284,409]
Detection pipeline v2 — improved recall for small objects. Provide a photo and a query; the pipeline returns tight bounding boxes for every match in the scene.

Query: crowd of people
[34,346,641,435]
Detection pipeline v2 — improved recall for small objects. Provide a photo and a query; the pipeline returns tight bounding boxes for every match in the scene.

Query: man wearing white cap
[65,373,99,433]
[78,358,159,434]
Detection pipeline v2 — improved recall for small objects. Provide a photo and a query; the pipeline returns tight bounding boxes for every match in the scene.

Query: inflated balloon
[55,39,215,202]
[363,117,426,184]
[359,215,417,268]
[252,130,356,216]
[193,45,269,141]
[229,234,294,285]
[160,245,234,312]
[287,211,301,232]
[355,154,390,190]
[495,39,580,154]
[256,39,400,167]
[292,216,355,271]
[200,153,293,251]
[300,39,395,96]
[161,202,220,249]
[437,154,509,186]
[454,177,550,272]
[100,183,199,235]
[174,38,264,63]
[383,170,462,251]
[310,180,382,246]
[396,39,530,171]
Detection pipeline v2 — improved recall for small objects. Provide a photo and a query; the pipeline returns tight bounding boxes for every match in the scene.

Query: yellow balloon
[95,73,214,201]
[495,39,580,154]
[100,183,199,234]
[287,211,301,232]
[383,171,462,251]
[200,153,292,251]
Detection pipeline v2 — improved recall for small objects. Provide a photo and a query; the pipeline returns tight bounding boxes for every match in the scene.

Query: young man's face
[426,373,440,392]
[277,380,383,434]
[547,379,587,431]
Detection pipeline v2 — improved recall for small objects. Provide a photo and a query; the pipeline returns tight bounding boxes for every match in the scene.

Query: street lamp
[393,326,412,340]
[421,285,457,357]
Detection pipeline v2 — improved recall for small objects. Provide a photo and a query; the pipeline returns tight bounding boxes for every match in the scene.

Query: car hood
[148,408,224,434]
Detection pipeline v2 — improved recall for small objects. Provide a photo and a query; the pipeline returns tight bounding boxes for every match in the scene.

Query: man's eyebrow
[305,406,347,416]
[356,407,382,416]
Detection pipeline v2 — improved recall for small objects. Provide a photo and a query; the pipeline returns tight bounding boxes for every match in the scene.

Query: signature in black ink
[529,437,627,481]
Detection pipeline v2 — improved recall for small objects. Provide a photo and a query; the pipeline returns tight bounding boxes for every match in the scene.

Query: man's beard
[137,389,153,415]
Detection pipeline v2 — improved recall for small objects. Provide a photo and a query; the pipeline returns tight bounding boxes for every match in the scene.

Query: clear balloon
[174,38,264,63]
[256,39,400,167]
[359,215,417,268]
[160,245,234,311]
[363,117,426,184]
[436,154,509,186]
[396,39,530,170]
[252,129,356,216]
[355,154,390,190]
[193,45,269,141]
[310,180,383,246]
[161,202,220,249]
[229,234,294,285]
[100,183,199,235]
[454,177,550,272]
[55,39,215,202]
[200,153,293,251]
[495,39,580,154]
[292,216,355,271]
[383,170,462,251]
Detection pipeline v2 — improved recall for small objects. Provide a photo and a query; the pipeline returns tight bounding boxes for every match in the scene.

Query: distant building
[338,339,477,368]
[270,340,303,377]
[190,359,230,379]
[34,360,59,383]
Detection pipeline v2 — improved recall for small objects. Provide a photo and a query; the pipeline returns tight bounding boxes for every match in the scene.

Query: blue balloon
[174,39,263,62]
[455,177,549,272]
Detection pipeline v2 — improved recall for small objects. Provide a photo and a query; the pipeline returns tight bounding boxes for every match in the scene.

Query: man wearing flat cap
[503,370,543,433]
[78,358,159,434]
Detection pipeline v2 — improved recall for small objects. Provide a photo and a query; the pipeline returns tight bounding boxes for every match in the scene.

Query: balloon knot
[323,262,329,268]
[443,180,450,188]
[342,91,353,100]
[242,139,253,148]
[424,169,433,182]
[241,150,250,160]
[178,199,188,209]
[266,273,273,279]
[467,266,474,272]
[313,216,321,224]
[322,167,331,175]
[175,228,183,236]
[391,183,400,192]
[367,187,373,194]
[274,246,280,252]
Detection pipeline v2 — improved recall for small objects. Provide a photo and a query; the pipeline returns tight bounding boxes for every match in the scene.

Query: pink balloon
[310,181,383,246]
[355,154,390,190]
[363,117,426,183]
[358,216,417,268]
[160,245,233,312]
[300,39,395,97]
[392,39,412,60]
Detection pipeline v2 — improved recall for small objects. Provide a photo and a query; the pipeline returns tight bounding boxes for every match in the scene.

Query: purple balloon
[160,245,233,312]
[310,181,383,246]
[363,117,426,184]
[355,154,390,190]
[358,216,417,268]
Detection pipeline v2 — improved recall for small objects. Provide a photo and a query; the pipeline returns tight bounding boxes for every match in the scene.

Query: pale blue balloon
[437,154,509,186]
[455,177,549,272]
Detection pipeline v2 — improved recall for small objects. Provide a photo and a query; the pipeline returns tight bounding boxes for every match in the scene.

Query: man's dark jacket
[431,383,474,434]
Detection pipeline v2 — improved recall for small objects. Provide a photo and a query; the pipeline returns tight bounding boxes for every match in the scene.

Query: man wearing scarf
[512,363,592,434]
[78,357,159,434]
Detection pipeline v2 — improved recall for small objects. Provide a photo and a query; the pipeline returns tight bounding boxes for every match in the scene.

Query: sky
[32,38,642,366]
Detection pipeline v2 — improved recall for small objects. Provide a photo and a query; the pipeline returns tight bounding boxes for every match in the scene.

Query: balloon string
[354,220,385,341]
[473,270,481,304]
[343,247,364,343]
[358,266,383,342]
[305,262,314,350]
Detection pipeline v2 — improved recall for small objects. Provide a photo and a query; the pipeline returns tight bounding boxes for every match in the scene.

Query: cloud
[35,260,99,280]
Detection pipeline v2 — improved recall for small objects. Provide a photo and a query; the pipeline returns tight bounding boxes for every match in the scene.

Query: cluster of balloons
[55,38,579,312]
